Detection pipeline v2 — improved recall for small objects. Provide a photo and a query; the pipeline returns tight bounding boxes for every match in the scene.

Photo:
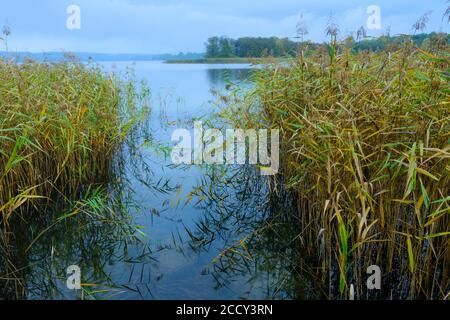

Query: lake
[0,61,314,300]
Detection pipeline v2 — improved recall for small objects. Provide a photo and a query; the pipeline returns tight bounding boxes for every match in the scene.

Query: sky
[1,0,449,54]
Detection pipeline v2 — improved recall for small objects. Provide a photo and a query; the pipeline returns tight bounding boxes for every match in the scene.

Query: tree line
[204,33,449,58]
[351,32,449,52]
[205,36,299,58]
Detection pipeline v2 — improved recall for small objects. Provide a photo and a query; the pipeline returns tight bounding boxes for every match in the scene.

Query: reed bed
[0,59,140,223]
[225,40,449,299]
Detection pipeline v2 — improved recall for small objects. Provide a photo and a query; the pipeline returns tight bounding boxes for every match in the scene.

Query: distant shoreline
[164,57,261,64]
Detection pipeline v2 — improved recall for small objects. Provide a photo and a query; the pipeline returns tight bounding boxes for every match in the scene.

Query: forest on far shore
[205,32,449,58]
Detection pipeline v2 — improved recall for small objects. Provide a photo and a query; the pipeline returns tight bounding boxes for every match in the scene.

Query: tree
[219,37,235,57]
[205,37,220,58]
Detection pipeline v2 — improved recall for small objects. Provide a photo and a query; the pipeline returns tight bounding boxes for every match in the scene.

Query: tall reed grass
[0,58,143,223]
[225,40,449,299]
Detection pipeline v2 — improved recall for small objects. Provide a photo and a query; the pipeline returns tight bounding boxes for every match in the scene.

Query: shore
[164,57,265,64]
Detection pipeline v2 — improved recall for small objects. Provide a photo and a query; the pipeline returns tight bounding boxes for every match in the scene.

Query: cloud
[1,0,448,53]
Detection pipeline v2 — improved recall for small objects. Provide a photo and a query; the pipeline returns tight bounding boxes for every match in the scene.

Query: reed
[0,58,143,223]
[224,39,449,299]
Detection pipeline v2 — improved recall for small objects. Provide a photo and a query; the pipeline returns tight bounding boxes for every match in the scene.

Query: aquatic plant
[223,37,449,299]
[0,57,175,299]
[0,59,147,222]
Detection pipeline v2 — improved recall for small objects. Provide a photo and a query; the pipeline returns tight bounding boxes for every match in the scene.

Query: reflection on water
[0,116,168,300]
[0,61,303,300]
[186,165,326,299]
[207,68,254,88]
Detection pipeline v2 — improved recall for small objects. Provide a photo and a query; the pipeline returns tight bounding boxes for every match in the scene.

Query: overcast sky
[1,0,448,54]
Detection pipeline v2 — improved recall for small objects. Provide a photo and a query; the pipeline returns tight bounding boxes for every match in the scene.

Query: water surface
[0,61,312,300]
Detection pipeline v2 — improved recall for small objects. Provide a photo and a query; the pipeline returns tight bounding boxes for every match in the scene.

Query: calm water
[0,61,313,300]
